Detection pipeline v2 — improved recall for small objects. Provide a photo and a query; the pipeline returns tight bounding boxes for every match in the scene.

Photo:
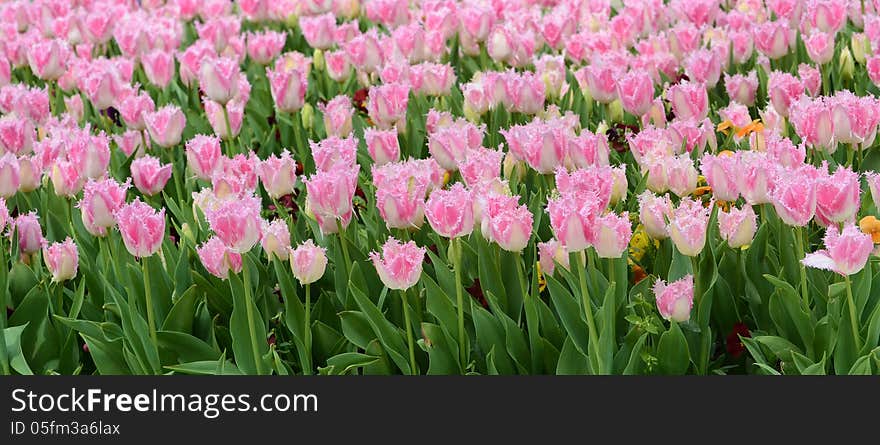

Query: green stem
[453,238,467,372]
[337,220,352,280]
[222,104,234,156]
[142,259,158,348]
[241,261,265,375]
[794,226,810,309]
[401,289,417,375]
[518,251,541,374]
[303,283,312,375]
[577,253,602,373]
[844,274,863,352]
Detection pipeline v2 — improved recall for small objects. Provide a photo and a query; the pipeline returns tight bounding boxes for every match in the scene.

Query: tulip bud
[181,222,196,245]
[839,48,855,82]
[301,103,314,130]
[313,49,325,72]
[607,100,623,123]
[852,33,869,65]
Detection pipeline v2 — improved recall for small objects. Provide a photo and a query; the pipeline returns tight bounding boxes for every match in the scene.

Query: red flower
[725,322,751,358]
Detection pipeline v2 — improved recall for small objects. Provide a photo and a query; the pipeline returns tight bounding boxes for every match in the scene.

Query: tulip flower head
[290,239,328,285]
[43,238,79,282]
[803,224,874,276]
[370,237,426,290]
[114,199,166,258]
[654,275,695,322]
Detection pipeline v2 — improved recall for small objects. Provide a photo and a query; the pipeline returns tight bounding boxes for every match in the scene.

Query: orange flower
[631,264,648,284]
[859,216,880,243]
[716,120,733,135]
[736,119,764,139]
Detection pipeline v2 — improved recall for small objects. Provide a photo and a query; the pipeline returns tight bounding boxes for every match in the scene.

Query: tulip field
[3,0,880,376]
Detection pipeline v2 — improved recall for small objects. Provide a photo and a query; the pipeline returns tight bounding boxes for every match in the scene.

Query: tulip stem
[337,220,352,281]
[844,274,863,352]
[453,238,467,372]
[518,251,541,374]
[142,259,158,348]
[794,226,810,309]
[400,289,417,375]
[303,283,312,375]
[577,254,602,374]
[222,105,234,156]
[241,261,265,375]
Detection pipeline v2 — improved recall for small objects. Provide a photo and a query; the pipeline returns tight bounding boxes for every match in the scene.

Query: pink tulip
[482,193,533,252]
[654,275,694,322]
[364,128,400,166]
[458,147,504,188]
[311,135,358,172]
[43,238,78,282]
[668,197,710,257]
[370,237,425,290]
[724,71,759,107]
[142,50,175,88]
[290,239,328,285]
[665,155,699,198]
[114,199,165,258]
[318,96,353,138]
[130,155,172,197]
[300,13,336,50]
[64,95,84,124]
[115,131,148,158]
[830,91,880,148]
[324,50,352,82]
[803,224,874,276]
[754,20,792,59]
[719,205,757,249]
[798,64,822,97]
[177,40,215,87]
[246,31,287,65]
[199,57,240,105]
[78,178,129,237]
[118,92,155,131]
[547,193,603,252]
[260,219,291,261]
[666,81,709,121]
[685,49,722,87]
[617,70,654,117]
[303,164,359,234]
[205,194,264,253]
[730,30,754,64]
[765,134,806,168]
[638,191,674,240]
[344,30,384,73]
[770,165,818,227]
[768,71,804,117]
[428,121,482,171]
[867,172,880,208]
[185,135,223,181]
[815,164,860,225]
[204,99,244,140]
[701,154,740,202]
[868,55,880,87]
[736,151,772,205]
[197,236,243,280]
[372,163,429,230]
[593,212,632,259]
[258,150,298,199]
[581,59,621,104]
[538,239,572,277]
[804,31,835,65]
[27,38,69,80]
[267,65,307,113]
[0,152,20,198]
[501,119,568,175]
[367,83,410,130]
[503,71,546,115]
[425,183,475,238]
[789,95,834,152]
[145,105,186,148]
[17,155,41,193]
[802,0,847,34]
[555,166,614,211]
[67,131,111,180]
[50,160,84,198]
[0,116,33,156]
[14,211,43,254]
[568,130,610,169]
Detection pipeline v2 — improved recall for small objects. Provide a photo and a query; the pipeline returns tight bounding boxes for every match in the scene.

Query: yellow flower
[629,225,650,262]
